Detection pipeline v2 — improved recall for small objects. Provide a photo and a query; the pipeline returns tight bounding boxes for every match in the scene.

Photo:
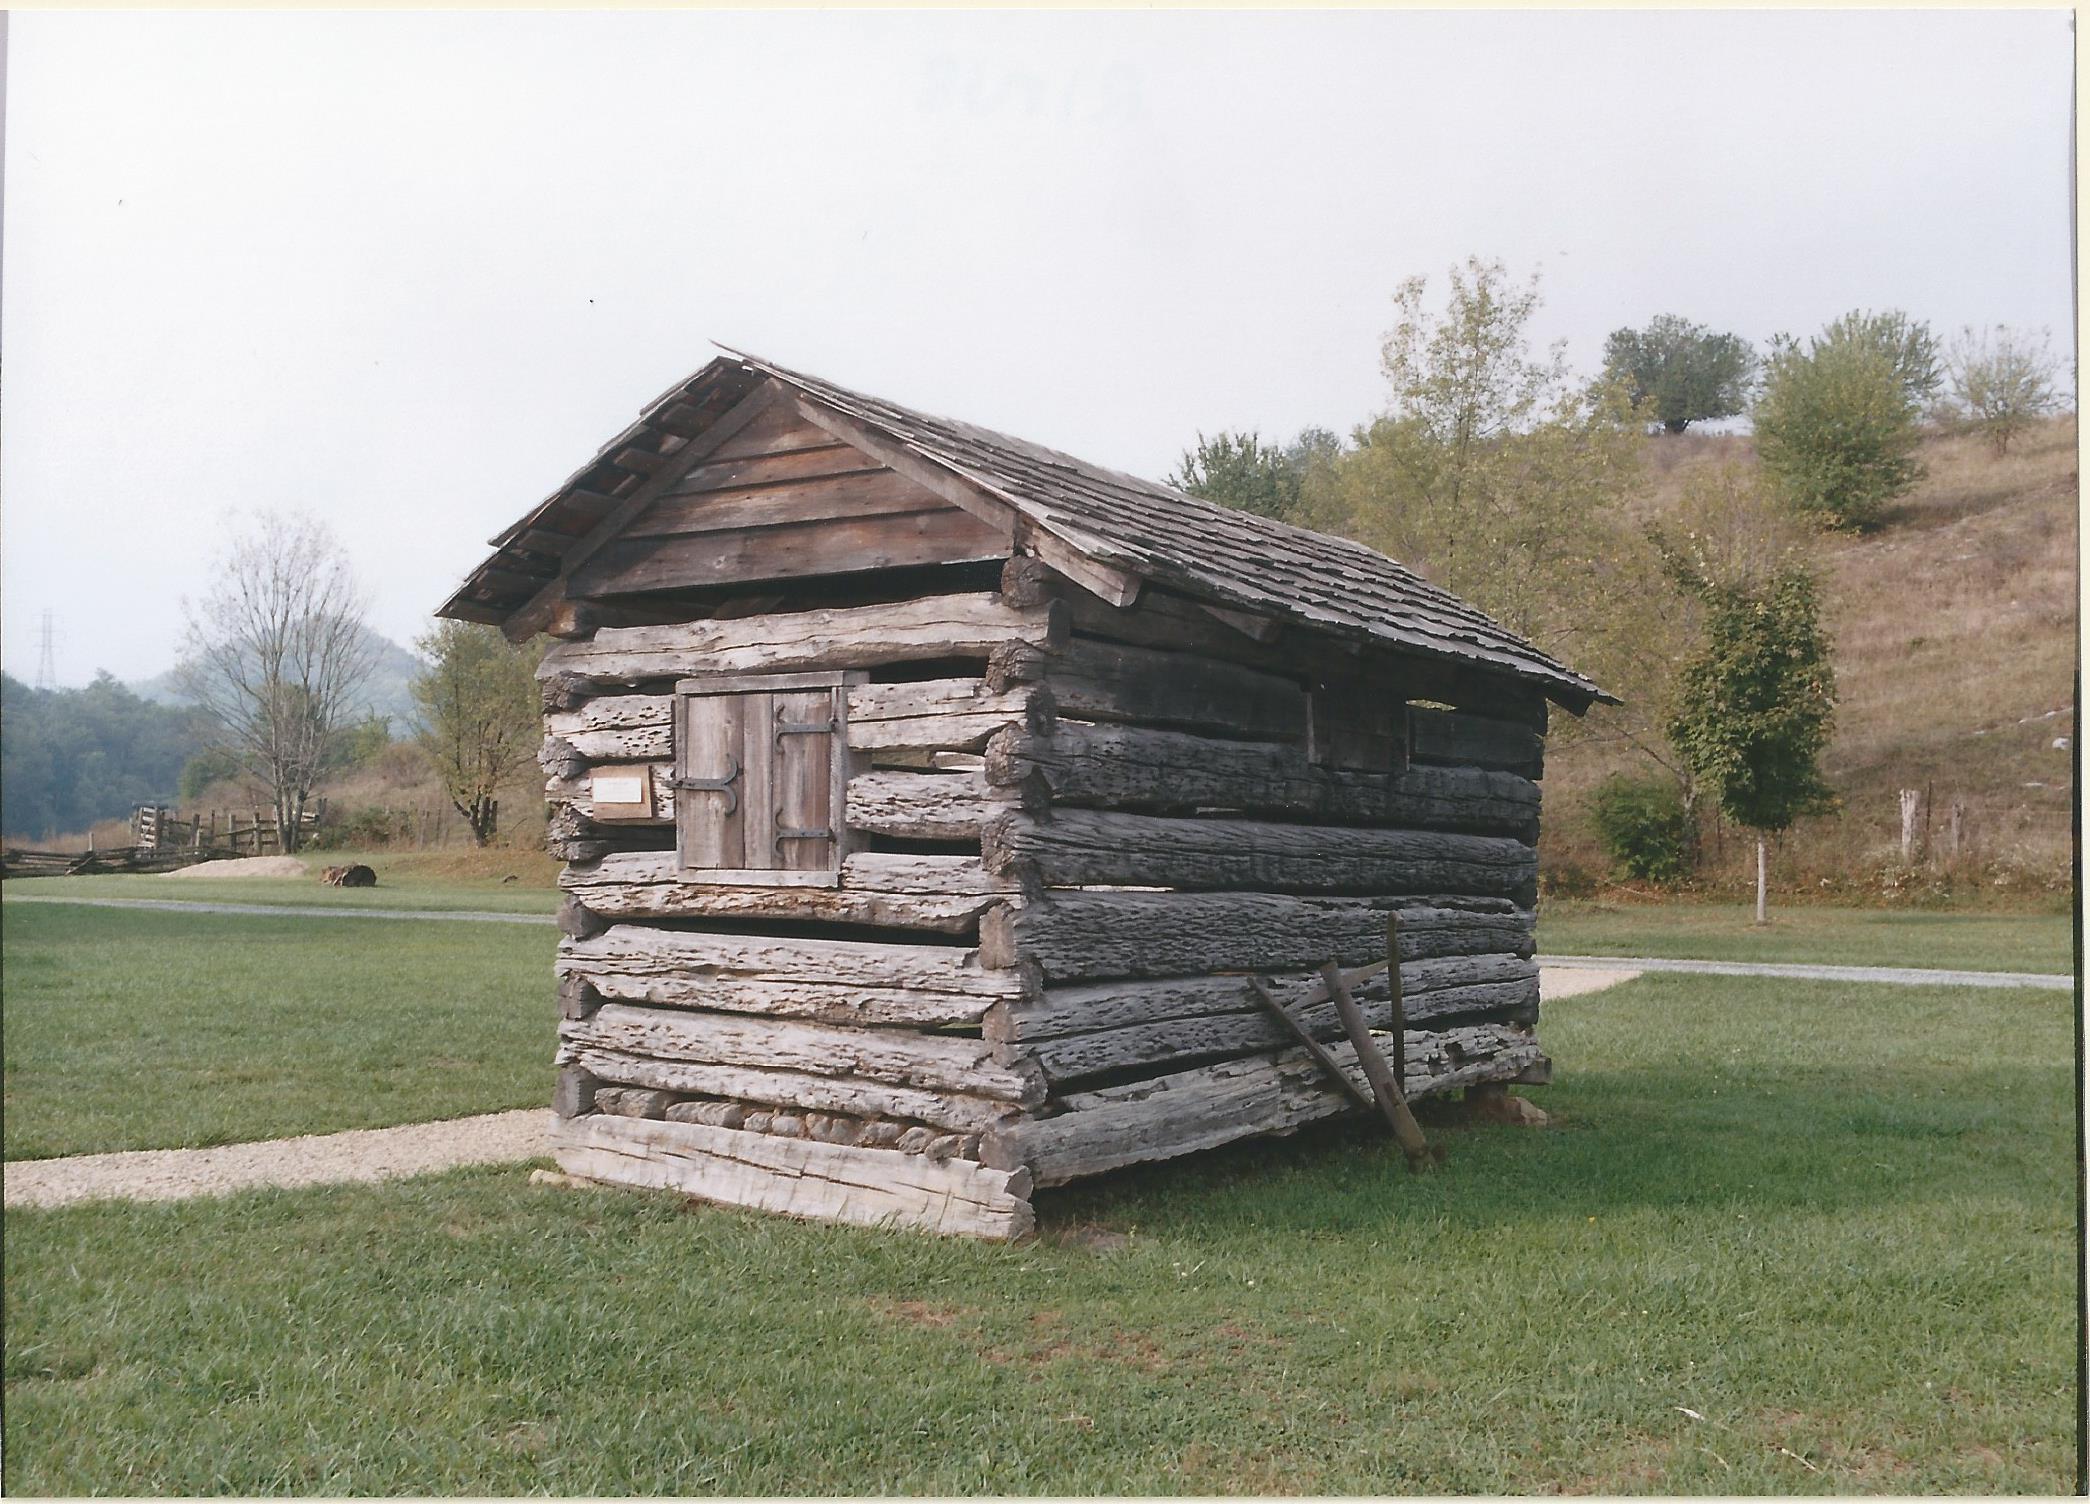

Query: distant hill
[128,626,426,734]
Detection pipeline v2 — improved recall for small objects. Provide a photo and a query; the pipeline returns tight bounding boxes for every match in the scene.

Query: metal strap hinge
[671,753,741,815]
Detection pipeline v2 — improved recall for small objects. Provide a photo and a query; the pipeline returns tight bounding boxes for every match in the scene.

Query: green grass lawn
[1539,900,2074,974]
[1,903,557,1160]
[3,851,561,916]
[4,973,2074,1494]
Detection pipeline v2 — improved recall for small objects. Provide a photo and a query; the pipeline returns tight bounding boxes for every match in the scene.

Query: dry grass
[1549,417,2076,903]
[38,744,550,860]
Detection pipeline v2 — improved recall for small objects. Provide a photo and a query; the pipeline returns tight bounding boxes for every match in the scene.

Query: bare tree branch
[174,512,378,853]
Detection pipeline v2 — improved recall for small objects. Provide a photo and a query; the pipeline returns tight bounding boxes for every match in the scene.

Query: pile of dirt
[167,856,311,879]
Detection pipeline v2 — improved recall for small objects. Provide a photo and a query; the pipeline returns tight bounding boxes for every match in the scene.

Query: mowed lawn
[1,902,557,1160]
[5,852,562,917]
[4,971,2075,1494]
[1539,900,2074,974]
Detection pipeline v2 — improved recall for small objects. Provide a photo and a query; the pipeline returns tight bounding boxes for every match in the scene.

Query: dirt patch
[867,1297,973,1330]
[1540,965,1643,1000]
[167,855,311,879]
[984,1311,1171,1373]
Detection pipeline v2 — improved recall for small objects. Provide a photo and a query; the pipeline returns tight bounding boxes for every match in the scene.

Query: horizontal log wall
[566,1002,1045,1103]
[549,1113,1034,1240]
[991,952,1538,1050]
[544,578,1068,1226]
[536,547,1560,1228]
[539,592,1065,690]
[981,1022,1548,1187]
[983,723,1539,838]
[958,562,1555,1181]
[562,851,1015,934]
[983,809,1539,903]
[979,891,1533,980]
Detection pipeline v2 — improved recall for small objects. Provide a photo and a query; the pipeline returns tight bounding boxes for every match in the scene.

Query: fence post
[1898,788,1924,863]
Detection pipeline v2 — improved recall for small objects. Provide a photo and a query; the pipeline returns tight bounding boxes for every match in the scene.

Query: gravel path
[1539,964,1642,999]
[4,1110,551,1210]
[1538,953,2072,991]
[2,894,550,925]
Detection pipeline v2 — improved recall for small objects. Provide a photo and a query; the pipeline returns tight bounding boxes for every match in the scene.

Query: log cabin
[438,349,1614,1240]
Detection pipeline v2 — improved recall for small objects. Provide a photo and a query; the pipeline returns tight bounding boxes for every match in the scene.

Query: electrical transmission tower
[34,609,58,691]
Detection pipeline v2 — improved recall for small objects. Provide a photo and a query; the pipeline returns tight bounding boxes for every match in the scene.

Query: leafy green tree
[411,621,543,846]
[1661,546,1837,924]
[1753,322,1923,530]
[1602,315,1757,432]
[1819,308,1942,406]
[1339,256,1646,656]
[1170,431,1303,521]
[326,713,394,773]
[177,746,245,803]
[1945,324,2065,454]
[0,673,200,839]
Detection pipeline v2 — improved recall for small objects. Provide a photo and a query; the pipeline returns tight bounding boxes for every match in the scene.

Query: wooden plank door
[674,671,862,885]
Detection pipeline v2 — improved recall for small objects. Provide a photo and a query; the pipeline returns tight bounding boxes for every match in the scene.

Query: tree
[1602,315,1757,432]
[1753,321,1923,530]
[0,672,200,840]
[410,620,543,846]
[1571,465,1810,848]
[1661,544,1837,925]
[1945,324,2065,454]
[1819,308,1942,406]
[1170,430,1300,520]
[175,513,377,854]
[1340,256,1645,655]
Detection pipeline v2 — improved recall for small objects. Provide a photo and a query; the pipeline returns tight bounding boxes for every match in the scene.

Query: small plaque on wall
[590,765,655,821]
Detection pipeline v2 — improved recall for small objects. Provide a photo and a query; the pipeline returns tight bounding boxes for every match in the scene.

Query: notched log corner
[559,974,604,1021]
[541,673,592,714]
[540,734,589,782]
[557,895,611,940]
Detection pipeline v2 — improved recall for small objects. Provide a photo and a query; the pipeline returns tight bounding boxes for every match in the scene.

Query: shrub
[1944,324,2064,455]
[1589,773,1692,883]
[306,804,417,851]
[178,747,245,803]
[1754,310,1930,529]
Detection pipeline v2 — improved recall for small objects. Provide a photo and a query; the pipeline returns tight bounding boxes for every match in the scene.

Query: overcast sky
[2,7,2074,687]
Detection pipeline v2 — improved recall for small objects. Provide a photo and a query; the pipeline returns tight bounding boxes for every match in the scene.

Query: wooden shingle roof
[440,350,1613,710]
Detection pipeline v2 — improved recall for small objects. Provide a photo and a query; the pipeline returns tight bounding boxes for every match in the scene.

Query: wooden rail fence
[131,802,327,857]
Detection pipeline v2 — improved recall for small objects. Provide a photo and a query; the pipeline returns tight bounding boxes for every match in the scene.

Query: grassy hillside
[1547,417,2076,905]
